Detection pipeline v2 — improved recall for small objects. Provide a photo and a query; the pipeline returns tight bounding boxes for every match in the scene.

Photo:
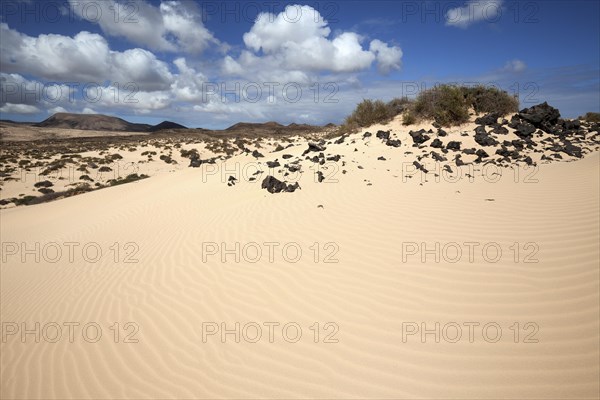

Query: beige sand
[1,118,599,399]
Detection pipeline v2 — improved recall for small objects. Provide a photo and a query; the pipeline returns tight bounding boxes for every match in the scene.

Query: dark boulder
[316,171,325,182]
[475,112,501,126]
[447,141,461,151]
[475,149,489,159]
[376,130,391,140]
[519,102,560,129]
[252,150,264,158]
[386,139,401,147]
[189,158,202,167]
[430,151,447,162]
[474,126,498,146]
[409,129,430,145]
[413,161,428,173]
[431,138,443,148]
[261,176,300,193]
[302,142,326,155]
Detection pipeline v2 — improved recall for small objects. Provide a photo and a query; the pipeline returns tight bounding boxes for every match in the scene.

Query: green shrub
[414,85,470,126]
[462,85,519,115]
[386,97,414,116]
[337,99,400,134]
[581,112,600,122]
[402,112,417,125]
[346,99,391,127]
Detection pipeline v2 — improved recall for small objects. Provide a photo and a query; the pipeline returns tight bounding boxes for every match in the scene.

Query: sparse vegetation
[338,98,415,134]
[108,173,149,186]
[580,112,600,122]
[394,85,519,128]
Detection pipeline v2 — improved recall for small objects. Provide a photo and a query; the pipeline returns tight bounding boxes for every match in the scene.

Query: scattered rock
[261,176,300,193]
[474,126,498,146]
[376,130,390,140]
[413,161,428,173]
[409,129,430,145]
[431,138,443,148]
[34,180,53,188]
[519,102,560,130]
[446,141,461,151]
[302,142,326,155]
[475,112,501,126]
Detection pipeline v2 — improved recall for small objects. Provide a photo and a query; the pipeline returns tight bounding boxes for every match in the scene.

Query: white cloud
[68,0,222,54]
[0,103,40,114]
[81,107,97,114]
[446,0,503,28]
[369,39,403,74]
[0,23,173,91]
[226,4,401,78]
[502,59,527,73]
[48,106,68,114]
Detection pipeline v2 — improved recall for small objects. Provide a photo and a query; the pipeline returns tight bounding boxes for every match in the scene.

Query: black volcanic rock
[474,126,498,146]
[431,138,443,148]
[475,112,501,126]
[302,142,326,155]
[475,149,489,159]
[519,102,560,130]
[252,150,264,158]
[386,139,401,147]
[446,141,461,151]
[376,130,391,140]
[261,176,300,193]
[413,161,428,173]
[409,129,430,145]
[431,151,447,162]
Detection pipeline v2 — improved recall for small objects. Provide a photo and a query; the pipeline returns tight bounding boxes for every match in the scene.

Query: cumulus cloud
[68,0,222,54]
[81,107,98,114]
[445,0,503,28]
[225,4,401,78]
[502,59,527,73]
[0,23,173,91]
[0,103,40,114]
[369,40,403,74]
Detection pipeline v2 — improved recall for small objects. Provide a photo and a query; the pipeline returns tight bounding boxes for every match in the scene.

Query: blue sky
[1,0,598,128]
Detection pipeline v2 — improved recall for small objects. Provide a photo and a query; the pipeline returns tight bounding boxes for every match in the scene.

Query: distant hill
[225,121,284,131]
[36,113,152,132]
[147,121,188,132]
[32,113,324,135]
[225,121,325,134]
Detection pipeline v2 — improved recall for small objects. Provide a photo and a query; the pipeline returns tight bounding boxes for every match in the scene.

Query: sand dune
[1,116,599,399]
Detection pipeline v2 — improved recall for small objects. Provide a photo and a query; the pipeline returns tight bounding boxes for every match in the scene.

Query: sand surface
[1,119,599,399]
